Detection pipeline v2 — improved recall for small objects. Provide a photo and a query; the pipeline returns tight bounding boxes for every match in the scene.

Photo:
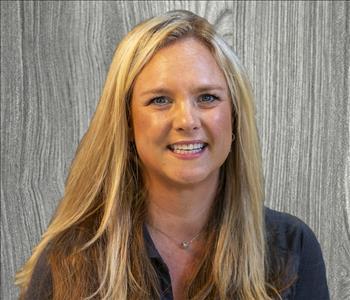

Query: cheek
[132,110,170,145]
[210,106,232,141]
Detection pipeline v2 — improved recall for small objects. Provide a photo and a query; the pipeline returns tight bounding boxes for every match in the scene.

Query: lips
[167,142,208,154]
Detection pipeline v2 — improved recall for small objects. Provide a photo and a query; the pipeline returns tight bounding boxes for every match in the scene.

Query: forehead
[133,37,227,93]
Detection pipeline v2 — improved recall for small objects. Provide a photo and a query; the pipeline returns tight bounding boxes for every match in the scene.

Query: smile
[168,143,207,154]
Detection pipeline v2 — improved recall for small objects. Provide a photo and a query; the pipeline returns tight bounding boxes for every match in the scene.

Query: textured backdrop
[1,1,349,299]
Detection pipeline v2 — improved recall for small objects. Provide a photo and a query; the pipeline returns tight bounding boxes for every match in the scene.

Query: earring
[232,133,235,142]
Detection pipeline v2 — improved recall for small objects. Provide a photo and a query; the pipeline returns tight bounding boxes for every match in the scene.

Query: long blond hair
[16,10,285,299]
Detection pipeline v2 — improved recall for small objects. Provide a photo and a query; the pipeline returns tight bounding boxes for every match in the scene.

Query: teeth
[175,148,201,154]
[169,143,206,153]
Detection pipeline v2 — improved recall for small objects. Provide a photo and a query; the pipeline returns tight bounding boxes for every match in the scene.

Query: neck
[145,175,219,241]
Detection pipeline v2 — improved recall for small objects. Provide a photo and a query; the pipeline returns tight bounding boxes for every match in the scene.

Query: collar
[143,224,162,259]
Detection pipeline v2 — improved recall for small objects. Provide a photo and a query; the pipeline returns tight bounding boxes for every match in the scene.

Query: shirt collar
[143,224,162,259]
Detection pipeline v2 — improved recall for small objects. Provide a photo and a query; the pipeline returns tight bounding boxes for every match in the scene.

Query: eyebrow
[139,85,226,97]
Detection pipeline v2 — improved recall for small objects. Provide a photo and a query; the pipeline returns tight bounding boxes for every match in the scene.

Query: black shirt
[23,207,330,299]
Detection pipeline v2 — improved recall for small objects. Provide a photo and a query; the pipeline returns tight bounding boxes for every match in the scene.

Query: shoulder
[23,248,53,300]
[264,206,330,299]
[264,206,322,262]
[265,205,312,233]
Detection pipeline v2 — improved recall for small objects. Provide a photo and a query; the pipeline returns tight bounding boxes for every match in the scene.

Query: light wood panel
[1,1,349,299]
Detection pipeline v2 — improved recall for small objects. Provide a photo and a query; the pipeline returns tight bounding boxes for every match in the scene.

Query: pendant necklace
[147,223,204,250]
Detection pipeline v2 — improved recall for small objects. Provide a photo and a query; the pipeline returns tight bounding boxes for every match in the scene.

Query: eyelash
[150,96,170,105]
[149,94,220,106]
[199,94,219,103]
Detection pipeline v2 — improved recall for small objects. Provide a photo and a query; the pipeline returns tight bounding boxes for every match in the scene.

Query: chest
[156,243,202,300]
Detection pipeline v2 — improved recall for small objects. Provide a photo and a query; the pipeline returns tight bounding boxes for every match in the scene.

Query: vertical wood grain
[1,1,348,299]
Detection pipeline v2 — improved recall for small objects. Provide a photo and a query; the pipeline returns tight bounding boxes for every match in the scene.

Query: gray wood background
[1,1,349,299]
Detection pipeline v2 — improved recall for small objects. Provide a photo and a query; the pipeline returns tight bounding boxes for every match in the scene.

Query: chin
[170,170,217,187]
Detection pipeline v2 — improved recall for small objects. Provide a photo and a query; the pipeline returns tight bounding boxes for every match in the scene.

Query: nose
[173,100,200,132]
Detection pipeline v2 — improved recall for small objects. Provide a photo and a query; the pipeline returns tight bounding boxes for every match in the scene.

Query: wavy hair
[16,10,291,299]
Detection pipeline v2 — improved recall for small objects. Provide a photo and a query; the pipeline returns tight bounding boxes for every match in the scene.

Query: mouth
[167,142,208,154]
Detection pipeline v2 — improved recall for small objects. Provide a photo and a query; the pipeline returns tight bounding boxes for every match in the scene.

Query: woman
[16,10,329,300]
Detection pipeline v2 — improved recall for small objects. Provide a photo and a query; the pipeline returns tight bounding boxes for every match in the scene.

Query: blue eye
[199,94,219,103]
[150,96,170,105]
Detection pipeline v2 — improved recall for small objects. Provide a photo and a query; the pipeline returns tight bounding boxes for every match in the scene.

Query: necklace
[147,223,204,250]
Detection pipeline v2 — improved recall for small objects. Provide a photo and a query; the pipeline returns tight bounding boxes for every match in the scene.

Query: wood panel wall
[1,1,349,299]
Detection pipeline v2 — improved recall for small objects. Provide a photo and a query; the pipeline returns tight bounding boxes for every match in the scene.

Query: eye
[149,96,171,106]
[198,94,219,103]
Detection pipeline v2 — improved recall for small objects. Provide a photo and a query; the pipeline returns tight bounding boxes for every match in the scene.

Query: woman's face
[131,37,232,189]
